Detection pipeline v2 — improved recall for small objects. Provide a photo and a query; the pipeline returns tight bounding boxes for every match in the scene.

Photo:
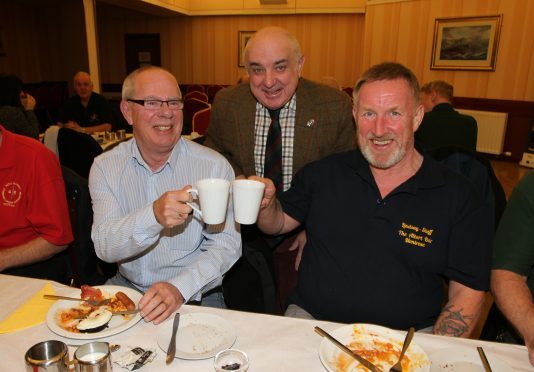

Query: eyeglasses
[127,98,184,111]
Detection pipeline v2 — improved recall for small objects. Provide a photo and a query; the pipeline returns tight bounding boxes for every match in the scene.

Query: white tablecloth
[0,274,530,371]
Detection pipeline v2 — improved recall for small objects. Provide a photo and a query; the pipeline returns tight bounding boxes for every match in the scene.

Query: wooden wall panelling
[96,4,365,87]
[0,0,87,87]
[363,0,534,101]
[0,0,43,82]
[453,97,534,162]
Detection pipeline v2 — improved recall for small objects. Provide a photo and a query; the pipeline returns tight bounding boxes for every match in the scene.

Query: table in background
[94,132,133,151]
[0,274,530,371]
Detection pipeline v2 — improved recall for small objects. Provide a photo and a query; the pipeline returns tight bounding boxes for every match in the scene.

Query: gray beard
[359,140,406,169]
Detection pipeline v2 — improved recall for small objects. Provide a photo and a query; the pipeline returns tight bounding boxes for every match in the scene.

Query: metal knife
[477,347,493,372]
[166,312,180,364]
[112,309,141,316]
[315,326,383,372]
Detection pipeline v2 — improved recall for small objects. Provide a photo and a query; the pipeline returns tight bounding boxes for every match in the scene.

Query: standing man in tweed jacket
[204,26,355,313]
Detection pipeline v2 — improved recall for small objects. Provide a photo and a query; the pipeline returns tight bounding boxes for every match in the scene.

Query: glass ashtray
[213,349,249,372]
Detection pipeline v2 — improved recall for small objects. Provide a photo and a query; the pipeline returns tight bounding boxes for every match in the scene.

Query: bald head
[243,26,302,69]
[73,71,93,101]
[242,26,305,110]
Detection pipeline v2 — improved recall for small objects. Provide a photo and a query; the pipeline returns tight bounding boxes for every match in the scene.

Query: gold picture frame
[238,31,255,67]
[431,15,503,71]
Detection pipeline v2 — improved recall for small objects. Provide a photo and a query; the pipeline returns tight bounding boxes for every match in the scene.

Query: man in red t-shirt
[0,125,73,281]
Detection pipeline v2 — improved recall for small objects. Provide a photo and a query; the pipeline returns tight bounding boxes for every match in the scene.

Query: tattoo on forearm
[436,305,473,337]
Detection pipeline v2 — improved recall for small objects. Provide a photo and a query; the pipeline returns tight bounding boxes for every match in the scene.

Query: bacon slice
[80,284,104,301]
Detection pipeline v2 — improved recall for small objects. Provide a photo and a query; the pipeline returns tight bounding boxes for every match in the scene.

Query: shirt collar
[257,93,297,114]
[350,143,445,196]
[130,137,186,173]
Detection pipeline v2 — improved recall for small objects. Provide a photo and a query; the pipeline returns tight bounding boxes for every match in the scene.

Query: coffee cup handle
[186,189,202,216]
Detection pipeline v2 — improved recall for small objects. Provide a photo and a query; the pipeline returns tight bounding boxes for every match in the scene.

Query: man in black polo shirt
[58,71,114,134]
[255,62,491,338]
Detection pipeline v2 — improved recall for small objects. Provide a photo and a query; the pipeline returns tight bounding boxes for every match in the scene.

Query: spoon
[389,327,415,372]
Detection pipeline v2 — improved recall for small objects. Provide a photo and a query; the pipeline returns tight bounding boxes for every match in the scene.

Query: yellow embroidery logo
[2,182,22,207]
[398,222,434,248]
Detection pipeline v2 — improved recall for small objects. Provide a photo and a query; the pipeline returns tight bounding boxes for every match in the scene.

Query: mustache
[366,133,396,141]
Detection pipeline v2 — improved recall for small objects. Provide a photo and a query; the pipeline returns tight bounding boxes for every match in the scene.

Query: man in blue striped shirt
[89,66,241,324]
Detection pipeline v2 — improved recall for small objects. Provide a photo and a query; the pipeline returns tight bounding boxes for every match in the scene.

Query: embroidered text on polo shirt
[398,222,434,248]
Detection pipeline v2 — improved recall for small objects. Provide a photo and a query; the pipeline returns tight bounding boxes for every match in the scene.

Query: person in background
[491,172,534,366]
[0,124,73,281]
[319,76,341,91]
[58,71,113,134]
[203,26,355,313]
[89,66,241,324]
[416,80,478,153]
[254,62,492,337]
[0,74,39,139]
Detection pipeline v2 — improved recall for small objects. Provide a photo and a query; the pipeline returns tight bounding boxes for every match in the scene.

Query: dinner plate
[319,323,430,372]
[429,347,513,371]
[46,285,142,340]
[156,312,236,360]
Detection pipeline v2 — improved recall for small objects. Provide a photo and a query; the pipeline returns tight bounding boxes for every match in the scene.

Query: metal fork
[43,294,110,306]
[389,327,415,372]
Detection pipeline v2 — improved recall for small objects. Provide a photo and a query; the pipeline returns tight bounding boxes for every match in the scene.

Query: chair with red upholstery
[184,91,209,103]
[183,98,210,134]
[192,107,211,135]
[206,84,224,103]
[186,84,205,94]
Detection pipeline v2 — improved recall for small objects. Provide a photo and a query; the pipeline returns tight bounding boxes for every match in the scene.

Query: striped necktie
[264,108,283,193]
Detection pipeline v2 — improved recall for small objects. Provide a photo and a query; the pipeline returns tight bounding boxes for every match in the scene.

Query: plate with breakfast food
[319,323,430,372]
[46,285,142,339]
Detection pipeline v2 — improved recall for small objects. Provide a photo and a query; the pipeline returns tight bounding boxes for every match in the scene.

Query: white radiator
[457,109,508,155]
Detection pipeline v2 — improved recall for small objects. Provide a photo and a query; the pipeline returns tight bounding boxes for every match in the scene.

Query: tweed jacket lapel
[293,79,322,175]
[235,87,258,177]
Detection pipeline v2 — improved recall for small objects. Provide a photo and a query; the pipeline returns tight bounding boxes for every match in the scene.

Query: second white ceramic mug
[187,178,230,225]
[232,179,265,225]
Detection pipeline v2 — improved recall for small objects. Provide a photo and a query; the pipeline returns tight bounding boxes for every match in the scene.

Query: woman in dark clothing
[0,74,39,139]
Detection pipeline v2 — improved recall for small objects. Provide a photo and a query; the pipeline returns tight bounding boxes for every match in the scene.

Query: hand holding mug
[153,187,195,228]
[248,176,276,210]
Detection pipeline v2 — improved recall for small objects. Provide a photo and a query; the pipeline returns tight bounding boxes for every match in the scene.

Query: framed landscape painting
[238,31,255,67]
[431,15,503,71]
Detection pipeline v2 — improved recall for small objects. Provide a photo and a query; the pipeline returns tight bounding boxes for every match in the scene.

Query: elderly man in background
[204,26,355,313]
[254,62,492,337]
[416,80,478,153]
[0,124,73,282]
[89,66,241,324]
[58,71,114,134]
[491,172,534,366]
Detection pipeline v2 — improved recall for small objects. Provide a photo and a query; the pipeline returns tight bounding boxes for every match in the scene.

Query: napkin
[0,282,55,333]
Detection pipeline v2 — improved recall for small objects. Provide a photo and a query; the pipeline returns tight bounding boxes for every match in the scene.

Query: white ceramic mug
[232,179,265,225]
[187,178,230,224]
